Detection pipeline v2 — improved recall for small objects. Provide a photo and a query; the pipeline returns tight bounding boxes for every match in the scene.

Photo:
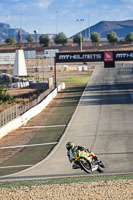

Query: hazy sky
[0,0,133,37]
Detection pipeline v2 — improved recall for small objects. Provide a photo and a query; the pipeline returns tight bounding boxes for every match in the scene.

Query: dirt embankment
[0,179,133,200]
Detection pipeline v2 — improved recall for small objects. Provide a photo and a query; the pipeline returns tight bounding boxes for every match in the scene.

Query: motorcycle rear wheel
[78,159,92,173]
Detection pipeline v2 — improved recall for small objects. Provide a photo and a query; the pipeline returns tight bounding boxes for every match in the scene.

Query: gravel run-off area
[0,179,133,200]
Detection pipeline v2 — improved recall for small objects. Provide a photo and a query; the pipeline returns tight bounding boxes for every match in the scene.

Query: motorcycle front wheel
[78,159,92,173]
[97,162,105,173]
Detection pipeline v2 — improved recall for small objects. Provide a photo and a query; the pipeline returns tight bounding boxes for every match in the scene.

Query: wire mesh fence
[0,104,19,127]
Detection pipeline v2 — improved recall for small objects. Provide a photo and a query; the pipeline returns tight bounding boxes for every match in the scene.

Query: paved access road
[1,63,133,181]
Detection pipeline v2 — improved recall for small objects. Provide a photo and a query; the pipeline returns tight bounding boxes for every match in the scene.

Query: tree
[90,32,100,46]
[39,34,49,47]
[73,34,84,46]
[54,32,67,46]
[5,38,16,45]
[107,31,118,45]
[26,34,34,43]
[125,32,133,44]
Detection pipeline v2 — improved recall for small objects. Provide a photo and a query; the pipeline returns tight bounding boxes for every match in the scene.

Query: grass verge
[0,174,133,188]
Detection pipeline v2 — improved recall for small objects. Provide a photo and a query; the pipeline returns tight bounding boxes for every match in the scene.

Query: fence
[0,105,19,127]
[0,88,53,127]
[18,88,51,115]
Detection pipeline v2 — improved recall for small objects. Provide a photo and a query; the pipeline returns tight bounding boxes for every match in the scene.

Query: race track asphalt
[1,63,133,181]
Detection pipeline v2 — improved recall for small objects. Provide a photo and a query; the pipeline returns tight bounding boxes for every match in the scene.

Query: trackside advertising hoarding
[56,51,133,63]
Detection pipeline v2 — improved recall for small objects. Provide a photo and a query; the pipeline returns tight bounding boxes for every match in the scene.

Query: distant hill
[1,20,133,42]
[0,23,29,42]
[73,20,133,39]
[0,23,56,43]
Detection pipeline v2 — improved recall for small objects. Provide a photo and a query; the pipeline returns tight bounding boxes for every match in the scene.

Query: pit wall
[0,82,65,139]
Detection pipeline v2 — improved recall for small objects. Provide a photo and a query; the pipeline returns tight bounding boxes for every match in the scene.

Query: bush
[0,86,13,104]
[125,32,133,44]
[5,38,16,45]
[26,35,34,43]
[39,34,49,47]
[90,32,100,46]
[54,32,67,46]
[73,34,84,46]
[107,31,118,45]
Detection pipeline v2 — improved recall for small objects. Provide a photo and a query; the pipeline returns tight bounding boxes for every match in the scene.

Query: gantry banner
[114,51,133,61]
[56,50,133,63]
[56,52,104,63]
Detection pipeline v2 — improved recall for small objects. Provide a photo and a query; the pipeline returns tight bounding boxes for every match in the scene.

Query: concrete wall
[0,116,22,139]
[0,82,65,139]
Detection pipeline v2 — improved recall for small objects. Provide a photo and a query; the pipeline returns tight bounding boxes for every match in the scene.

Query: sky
[0,0,133,37]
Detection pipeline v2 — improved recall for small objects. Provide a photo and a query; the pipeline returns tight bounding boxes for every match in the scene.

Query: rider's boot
[72,162,80,169]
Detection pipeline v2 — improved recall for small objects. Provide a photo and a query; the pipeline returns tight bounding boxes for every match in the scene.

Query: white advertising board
[0,53,15,64]
[44,49,59,58]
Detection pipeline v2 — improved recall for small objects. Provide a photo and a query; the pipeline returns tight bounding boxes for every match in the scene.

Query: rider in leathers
[66,142,97,169]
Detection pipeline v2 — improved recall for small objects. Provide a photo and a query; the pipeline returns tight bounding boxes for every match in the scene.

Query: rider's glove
[86,149,91,153]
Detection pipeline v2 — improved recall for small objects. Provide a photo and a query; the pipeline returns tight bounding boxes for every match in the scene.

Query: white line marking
[22,125,66,129]
[0,142,58,150]
[0,165,33,169]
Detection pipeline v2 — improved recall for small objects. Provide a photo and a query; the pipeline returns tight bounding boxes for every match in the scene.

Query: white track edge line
[22,125,66,129]
[0,165,33,169]
[0,142,58,150]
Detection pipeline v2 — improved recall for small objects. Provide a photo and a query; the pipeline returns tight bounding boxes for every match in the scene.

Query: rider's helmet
[66,142,75,150]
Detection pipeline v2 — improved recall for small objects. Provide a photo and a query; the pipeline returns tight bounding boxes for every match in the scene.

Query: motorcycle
[69,149,105,173]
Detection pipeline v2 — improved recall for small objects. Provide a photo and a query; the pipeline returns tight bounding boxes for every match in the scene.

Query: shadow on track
[80,82,133,105]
